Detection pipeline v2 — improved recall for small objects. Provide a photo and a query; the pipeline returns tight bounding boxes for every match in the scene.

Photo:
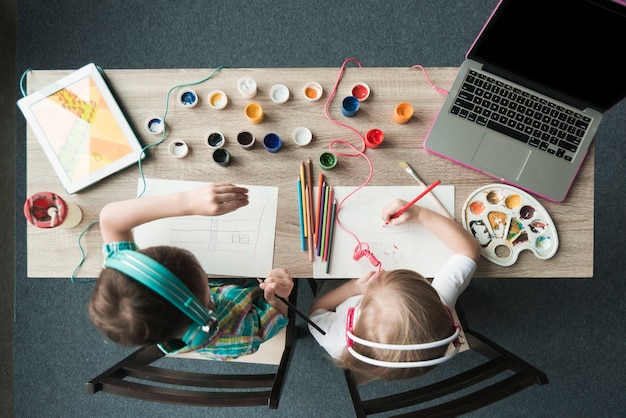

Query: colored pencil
[300,162,308,237]
[325,199,337,274]
[314,173,324,246]
[296,178,306,251]
[276,293,326,335]
[399,161,452,218]
[306,158,315,260]
[320,186,331,257]
[305,184,314,261]
[390,180,442,220]
[259,278,326,335]
[306,158,314,231]
[316,182,327,256]
[323,187,334,261]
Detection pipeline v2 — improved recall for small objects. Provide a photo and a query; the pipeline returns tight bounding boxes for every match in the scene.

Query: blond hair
[338,269,455,381]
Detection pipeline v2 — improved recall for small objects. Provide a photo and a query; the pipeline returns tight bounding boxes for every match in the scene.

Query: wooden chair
[343,304,548,417]
[85,281,298,409]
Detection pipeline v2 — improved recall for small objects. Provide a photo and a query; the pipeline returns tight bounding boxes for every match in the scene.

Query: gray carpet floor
[10,1,626,416]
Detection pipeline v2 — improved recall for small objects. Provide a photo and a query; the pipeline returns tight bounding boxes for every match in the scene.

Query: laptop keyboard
[450,69,592,162]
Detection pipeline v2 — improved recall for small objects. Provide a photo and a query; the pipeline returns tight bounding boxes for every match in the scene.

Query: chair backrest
[85,280,298,409]
[343,304,548,417]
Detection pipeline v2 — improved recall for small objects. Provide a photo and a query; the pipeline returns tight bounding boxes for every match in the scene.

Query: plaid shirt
[103,242,288,360]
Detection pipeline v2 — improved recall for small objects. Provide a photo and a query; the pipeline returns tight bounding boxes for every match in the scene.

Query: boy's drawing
[134,178,277,277]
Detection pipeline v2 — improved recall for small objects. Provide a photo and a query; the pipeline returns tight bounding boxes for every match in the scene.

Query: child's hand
[259,268,294,301]
[354,270,379,294]
[185,183,249,216]
[381,199,420,226]
[259,269,294,317]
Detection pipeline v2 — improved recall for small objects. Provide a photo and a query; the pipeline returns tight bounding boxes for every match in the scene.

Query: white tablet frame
[18,63,144,194]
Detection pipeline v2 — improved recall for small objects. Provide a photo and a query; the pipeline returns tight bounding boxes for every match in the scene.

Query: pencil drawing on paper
[313,185,455,279]
[169,206,265,256]
[133,178,278,277]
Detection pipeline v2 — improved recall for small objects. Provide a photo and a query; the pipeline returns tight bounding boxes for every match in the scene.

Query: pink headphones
[345,305,461,368]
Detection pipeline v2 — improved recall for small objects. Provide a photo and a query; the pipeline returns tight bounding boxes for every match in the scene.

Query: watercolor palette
[462,184,558,266]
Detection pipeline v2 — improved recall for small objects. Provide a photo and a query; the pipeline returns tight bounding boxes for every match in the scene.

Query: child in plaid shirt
[89,183,294,359]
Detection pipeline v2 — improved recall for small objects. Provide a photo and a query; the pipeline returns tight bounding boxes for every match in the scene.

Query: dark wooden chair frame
[85,280,298,409]
[343,304,549,417]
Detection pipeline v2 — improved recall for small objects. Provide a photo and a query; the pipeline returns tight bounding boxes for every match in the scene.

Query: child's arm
[258,268,294,317]
[100,183,249,243]
[308,271,377,314]
[382,201,481,262]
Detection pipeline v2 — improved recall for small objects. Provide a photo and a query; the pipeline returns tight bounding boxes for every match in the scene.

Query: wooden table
[24,67,594,279]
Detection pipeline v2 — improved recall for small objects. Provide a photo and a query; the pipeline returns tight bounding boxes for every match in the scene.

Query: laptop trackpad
[470,133,530,181]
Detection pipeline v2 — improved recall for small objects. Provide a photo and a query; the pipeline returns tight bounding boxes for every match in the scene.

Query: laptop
[424,0,626,202]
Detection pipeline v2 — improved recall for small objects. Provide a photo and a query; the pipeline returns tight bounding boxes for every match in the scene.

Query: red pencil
[390,180,441,220]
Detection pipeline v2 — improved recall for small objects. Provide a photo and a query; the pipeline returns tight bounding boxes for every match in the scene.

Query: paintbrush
[399,161,453,219]
[259,278,326,335]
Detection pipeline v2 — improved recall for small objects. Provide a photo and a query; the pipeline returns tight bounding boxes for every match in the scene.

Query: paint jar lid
[351,82,371,101]
[177,88,199,108]
[168,140,190,158]
[270,84,290,104]
[394,102,414,124]
[303,82,323,101]
[365,128,384,149]
[206,131,225,149]
[212,148,231,167]
[207,90,229,110]
[244,102,264,124]
[237,76,257,98]
[144,116,164,134]
[293,127,313,146]
[237,131,256,149]
[319,152,337,170]
[263,133,282,153]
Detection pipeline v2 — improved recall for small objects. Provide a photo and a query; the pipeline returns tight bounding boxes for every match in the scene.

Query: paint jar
[394,102,414,124]
[245,102,264,124]
[263,133,282,153]
[351,82,371,101]
[23,192,82,229]
[206,131,225,149]
[303,82,323,101]
[341,96,360,117]
[270,84,290,104]
[237,131,256,149]
[365,128,384,149]
[177,88,199,108]
[212,148,231,167]
[292,127,312,146]
[319,152,337,170]
[168,140,190,158]
[207,90,228,110]
[144,116,164,135]
[237,76,257,98]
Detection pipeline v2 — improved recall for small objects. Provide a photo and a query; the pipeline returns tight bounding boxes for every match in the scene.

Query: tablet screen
[18,63,144,193]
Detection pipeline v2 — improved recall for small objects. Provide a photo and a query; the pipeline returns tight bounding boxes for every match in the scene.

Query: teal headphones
[104,250,219,347]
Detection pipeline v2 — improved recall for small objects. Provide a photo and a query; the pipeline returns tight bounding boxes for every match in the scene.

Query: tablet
[18,63,145,194]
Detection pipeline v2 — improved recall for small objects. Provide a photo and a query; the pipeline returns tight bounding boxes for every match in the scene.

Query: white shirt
[309,254,477,359]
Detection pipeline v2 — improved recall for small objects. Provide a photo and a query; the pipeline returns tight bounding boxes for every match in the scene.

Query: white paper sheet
[133,178,278,277]
[312,185,455,279]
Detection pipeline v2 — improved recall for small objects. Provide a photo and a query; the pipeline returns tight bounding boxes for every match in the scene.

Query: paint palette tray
[462,184,558,266]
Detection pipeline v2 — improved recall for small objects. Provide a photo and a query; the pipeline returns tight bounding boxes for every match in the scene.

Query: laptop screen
[468,0,626,111]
